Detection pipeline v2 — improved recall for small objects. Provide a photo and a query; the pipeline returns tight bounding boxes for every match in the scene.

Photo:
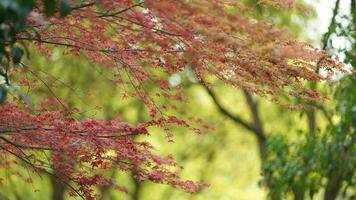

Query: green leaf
[43,0,57,16]
[59,0,71,17]
[11,47,24,64]
[0,84,7,104]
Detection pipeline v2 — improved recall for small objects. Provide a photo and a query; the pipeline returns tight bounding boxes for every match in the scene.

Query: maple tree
[0,0,340,199]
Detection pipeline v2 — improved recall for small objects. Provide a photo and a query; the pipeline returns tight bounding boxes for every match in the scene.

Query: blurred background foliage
[0,0,355,200]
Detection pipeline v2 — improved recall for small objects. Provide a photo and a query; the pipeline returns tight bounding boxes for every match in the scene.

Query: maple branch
[0,144,84,199]
[0,136,53,150]
[98,2,145,17]
[0,127,139,138]
[71,2,96,11]
[24,64,70,111]
[17,37,110,53]
[113,16,182,37]
[17,37,184,54]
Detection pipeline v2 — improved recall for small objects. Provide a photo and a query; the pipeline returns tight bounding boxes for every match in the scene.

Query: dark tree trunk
[243,91,266,160]
[50,174,66,200]
[100,185,111,200]
[324,173,342,200]
[306,109,316,134]
[99,169,117,200]
[292,186,305,200]
[132,175,141,200]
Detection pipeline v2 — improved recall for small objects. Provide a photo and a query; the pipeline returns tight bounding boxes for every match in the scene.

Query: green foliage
[0,0,71,103]
[59,0,71,17]
[0,0,71,52]
[243,0,315,36]
[0,84,7,103]
[263,2,356,199]
[11,46,24,64]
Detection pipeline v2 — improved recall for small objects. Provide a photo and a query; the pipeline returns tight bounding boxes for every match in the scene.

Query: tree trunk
[324,171,343,200]
[50,175,66,200]
[131,104,145,200]
[132,175,141,200]
[99,169,117,200]
[243,91,266,160]
[306,110,316,134]
[292,186,305,200]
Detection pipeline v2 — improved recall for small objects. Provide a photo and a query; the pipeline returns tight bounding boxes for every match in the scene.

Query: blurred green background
[0,0,354,200]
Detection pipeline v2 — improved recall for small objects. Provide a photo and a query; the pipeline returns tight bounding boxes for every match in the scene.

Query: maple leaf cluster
[0,103,208,199]
[0,0,340,199]
[22,0,338,102]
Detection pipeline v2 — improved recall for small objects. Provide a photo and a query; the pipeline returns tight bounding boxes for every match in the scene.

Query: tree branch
[98,2,145,17]
[202,84,257,134]
[0,136,53,150]
[242,90,266,142]
[321,0,340,49]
